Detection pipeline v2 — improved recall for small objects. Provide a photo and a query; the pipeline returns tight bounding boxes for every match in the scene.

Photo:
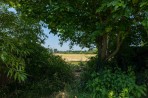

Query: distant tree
[54,49,58,53]
[48,48,53,53]
[5,0,148,68]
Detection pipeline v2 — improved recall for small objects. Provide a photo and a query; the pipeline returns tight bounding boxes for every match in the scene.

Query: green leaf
[132,0,138,4]
[140,2,148,7]
[105,26,112,32]
[1,51,7,62]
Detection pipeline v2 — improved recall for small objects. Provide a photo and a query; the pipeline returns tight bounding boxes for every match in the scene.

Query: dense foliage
[0,44,73,97]
[87,68,146,98]
[65,57,147,98]
[15,45,73,98]
[0,3,45,82]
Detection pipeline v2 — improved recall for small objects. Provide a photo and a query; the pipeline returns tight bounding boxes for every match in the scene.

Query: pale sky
[43,28,88,51]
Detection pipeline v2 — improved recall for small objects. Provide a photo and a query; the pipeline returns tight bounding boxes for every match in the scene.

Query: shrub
[0,44,74,98]
[86,67,147,98]
[18,45,74,97]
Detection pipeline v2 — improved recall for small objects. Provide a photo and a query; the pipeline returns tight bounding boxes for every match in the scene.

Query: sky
[8,8,88,51]
[43,28,88,51]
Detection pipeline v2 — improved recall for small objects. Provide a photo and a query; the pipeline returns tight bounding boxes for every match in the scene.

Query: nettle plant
[87,68,147,98]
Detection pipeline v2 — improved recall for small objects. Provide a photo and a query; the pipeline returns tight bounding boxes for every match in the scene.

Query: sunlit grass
[54,53,96,62]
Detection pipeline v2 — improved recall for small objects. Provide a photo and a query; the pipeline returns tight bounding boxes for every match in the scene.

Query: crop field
[54,53,96,62]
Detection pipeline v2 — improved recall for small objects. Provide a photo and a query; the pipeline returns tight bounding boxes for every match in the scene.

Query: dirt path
[49,65,83,98]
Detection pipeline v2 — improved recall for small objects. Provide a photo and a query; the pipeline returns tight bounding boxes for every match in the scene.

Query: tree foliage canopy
[4,0,148,60]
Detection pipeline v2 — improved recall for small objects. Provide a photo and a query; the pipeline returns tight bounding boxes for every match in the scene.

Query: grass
[54,53,96,62]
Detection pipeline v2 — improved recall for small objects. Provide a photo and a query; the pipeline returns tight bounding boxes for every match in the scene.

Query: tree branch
[106,33,123,61]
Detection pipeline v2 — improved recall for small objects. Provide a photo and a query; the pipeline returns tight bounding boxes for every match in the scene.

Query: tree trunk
[95,34,108,71]
[96,36,102,58]
[101,34,108,59]
[96,34,108,60]
[95,33,123,71]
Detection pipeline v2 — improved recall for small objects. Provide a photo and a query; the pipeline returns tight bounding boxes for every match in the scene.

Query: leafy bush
[86,68,147,98]
[0,6,45,82]
[0,44,74,98]
[16,45,74,97]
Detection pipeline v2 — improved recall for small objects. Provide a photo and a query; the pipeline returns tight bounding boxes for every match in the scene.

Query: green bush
[86,68,147,98]
[18,45,74,97]
[0,44,74,98]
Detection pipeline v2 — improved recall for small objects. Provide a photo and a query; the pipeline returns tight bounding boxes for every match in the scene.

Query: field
[54,53,96,62]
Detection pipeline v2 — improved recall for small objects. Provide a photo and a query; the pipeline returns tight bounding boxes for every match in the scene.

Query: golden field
[54,53,96,62]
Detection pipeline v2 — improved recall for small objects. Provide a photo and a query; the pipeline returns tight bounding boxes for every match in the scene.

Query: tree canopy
[4,0,148,60]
